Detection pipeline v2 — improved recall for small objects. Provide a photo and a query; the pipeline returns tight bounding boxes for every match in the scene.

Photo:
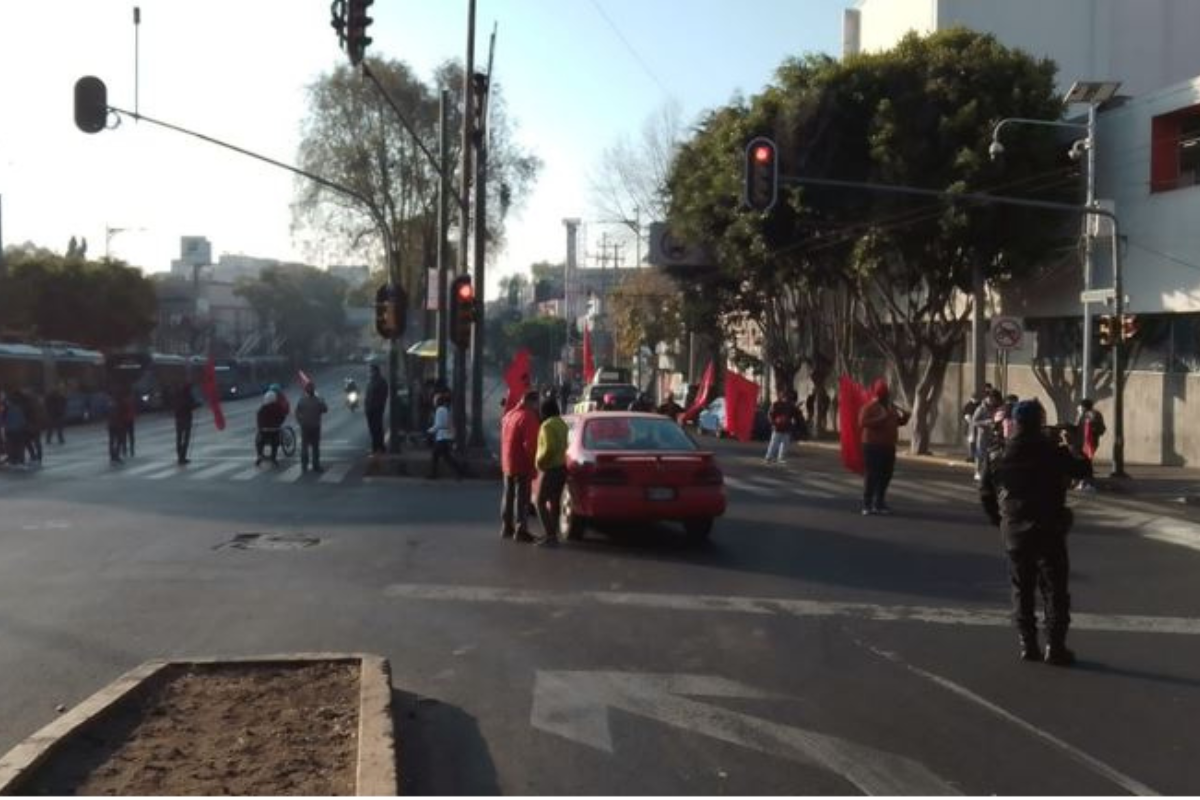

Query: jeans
[862,443,896,510]
[536,467,567,539]
[501,474,532,536]
[1007,533,1070,642]
[300,425,321,469]
[765,431,789,462]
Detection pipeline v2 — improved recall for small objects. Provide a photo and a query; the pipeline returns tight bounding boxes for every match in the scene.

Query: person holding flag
[857,379,910,516]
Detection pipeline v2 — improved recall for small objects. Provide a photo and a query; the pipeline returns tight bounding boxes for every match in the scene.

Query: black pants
[430,439,465,478]
[862,443,896,509]
[46,419,64,445]
[300,425,321,470]
[1007,533,1071,642]
[5,430,26,465]
[501,474,532,535]
[536,467,567,539]
[367,411,385,453]
[25,429,42,462]
[256,430,280,462]
[108,425,124,461]
[176,418,192,462]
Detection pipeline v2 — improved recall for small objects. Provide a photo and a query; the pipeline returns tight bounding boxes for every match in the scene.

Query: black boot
[1044,635,1075,666]
[1019,632,1040,662]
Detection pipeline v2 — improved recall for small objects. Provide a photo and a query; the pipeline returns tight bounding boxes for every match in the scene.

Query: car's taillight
[695,466,724,485]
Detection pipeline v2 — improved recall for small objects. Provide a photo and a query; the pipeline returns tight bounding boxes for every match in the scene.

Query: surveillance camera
[988,140,1004,161]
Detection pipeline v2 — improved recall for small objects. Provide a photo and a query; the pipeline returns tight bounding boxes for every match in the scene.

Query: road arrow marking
[531,670,959,796]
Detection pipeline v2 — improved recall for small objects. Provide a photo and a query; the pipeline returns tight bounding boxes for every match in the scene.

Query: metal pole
[454,0,475,452]
[1081,103,1097,401]
[972,262,985,396]
[1110,224,1128,478]
[469,71,488,447]
[436,89,450,386]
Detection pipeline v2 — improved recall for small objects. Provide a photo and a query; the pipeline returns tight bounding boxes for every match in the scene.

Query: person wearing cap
[500,390,541,541]
[857,378,910,515]
[980,399,1090,666]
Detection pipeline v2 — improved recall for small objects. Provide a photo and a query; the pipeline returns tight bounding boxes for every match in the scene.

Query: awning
[405,339,439,359]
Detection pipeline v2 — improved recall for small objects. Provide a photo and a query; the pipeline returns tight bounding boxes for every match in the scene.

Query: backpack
[1089,412,1106,438]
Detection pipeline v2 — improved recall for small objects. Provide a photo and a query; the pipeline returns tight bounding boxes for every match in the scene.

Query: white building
[843,0,1200,465]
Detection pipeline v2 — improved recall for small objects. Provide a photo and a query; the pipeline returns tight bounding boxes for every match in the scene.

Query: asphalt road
[2,380,1199,794]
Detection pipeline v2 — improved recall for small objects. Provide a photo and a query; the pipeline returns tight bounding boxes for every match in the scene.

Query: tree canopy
[235,266,348,363]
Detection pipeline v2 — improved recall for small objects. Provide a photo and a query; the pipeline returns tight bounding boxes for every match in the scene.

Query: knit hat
[1012,400,1043,427]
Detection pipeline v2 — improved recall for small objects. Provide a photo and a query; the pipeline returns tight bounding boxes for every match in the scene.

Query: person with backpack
[1076,398,1105,492]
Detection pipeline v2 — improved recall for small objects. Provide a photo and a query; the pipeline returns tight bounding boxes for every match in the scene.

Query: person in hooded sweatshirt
[857,378,910,516]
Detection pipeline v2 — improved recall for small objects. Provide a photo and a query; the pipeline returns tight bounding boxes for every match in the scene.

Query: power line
[586,0,671,97]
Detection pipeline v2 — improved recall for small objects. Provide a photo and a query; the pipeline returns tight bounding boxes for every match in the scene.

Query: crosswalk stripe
[276,464,305,482]
[319,461,354,484]
[122,460,177,477]
[144,464,185,480]
[188,461,245,480]
[231,465,267,481]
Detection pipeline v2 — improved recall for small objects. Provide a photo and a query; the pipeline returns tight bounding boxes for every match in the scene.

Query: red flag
[723,371,760,442]
[297,369,312,390]
[681,360,715,422]
[582,322,596,384]
[504,348,532,412]
[201,355,226,431]
[838,375,870,474]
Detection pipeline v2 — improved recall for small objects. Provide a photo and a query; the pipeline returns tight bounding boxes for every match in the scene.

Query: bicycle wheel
[280,426,297,457]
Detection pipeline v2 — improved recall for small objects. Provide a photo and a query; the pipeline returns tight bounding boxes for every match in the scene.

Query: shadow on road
[1072,659,1200,690]
[392,689,500,795]
[562,519,1003,604]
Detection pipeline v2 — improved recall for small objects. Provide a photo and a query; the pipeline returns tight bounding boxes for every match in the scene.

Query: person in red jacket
[500,390,541,542]
[858,378,910,516]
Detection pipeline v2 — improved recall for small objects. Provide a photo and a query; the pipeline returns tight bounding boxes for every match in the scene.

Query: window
[1151,104,1200,193]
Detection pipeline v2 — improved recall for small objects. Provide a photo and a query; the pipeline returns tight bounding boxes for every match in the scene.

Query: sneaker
[535,536,559,547]
[973,472,981,481]
[1044,644,1076,666]
[861,507,876,516]
[874,504,893,516]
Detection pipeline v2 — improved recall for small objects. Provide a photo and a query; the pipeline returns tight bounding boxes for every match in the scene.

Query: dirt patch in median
[20,661,359,796]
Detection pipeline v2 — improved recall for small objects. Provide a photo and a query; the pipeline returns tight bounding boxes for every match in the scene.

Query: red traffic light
[753,144,773,164]
[456,281,474,302]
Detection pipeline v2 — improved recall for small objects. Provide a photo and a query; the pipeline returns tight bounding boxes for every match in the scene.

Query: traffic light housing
[449,274,476,349]
[346,0,374,66]
[1097,315,1113,347]
[744,136,779,212]
[374,283,405,339]
[1121,313,1140,342]
[74,76,108,134]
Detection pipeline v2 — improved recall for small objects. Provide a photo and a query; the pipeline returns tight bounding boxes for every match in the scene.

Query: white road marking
[382,583,1200,636]
[276,464,305,482]
[723,476,773,496]
[860,643,1159,796]
[531,670,959,795]
[319,461,354,484]
[121,460,179,477]
[230,466,266,481]
[188,461,245,480]
[144,464,186,480]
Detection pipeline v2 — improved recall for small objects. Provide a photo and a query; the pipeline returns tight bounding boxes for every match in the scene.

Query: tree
[0,245,157,349]
[608,268,684,379]
[235,266,348,363]
[292,59,541,313]
[497,273,530,309]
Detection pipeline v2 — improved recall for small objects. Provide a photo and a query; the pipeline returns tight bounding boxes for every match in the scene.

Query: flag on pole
[582,322,596,385]
[681,360,715,423]
[838,375,870,474]
[723,371,760,442]
[297,369,312,390]
[504,348,532,413]
[201,355,226,431]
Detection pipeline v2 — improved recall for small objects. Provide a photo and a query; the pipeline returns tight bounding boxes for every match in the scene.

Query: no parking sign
[991,316,1024,351]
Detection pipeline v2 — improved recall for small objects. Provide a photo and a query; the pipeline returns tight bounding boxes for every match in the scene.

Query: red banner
[201,355,226,431]
[582,323,595,385]
[723,371,760,442]
[504,348,532,413]
[838,375,870,474]
[681,360,715,422]
[297,369,312,390]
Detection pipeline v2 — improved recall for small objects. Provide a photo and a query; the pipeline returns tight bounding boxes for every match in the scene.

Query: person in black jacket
[980,399,1090,666]
[365,364,388,454]
[172,382,200,464]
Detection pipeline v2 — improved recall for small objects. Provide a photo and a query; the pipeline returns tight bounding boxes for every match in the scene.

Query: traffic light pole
[469,70,489,448]
[455,0,476,453]
[436,89,451,386]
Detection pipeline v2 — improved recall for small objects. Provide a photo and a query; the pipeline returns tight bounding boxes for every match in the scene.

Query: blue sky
[0,0,846,289]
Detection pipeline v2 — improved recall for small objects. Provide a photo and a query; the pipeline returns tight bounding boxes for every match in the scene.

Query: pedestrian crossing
[721,467,981,509]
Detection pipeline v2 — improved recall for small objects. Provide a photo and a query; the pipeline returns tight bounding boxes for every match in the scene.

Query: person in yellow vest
[534,397,570,546]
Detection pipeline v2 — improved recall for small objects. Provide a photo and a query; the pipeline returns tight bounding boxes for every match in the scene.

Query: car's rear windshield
[582,416,697,451]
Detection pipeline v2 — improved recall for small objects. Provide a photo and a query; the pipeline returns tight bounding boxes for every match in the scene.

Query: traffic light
[1121,313,1140,342]
[346,0,374,66]
[375,283,405,339]
[449,274,476,349]
[74,76,108,134]
[744,136,779,212]
[1097,315,1113,347]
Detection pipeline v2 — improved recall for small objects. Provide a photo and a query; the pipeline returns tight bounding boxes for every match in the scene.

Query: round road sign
[991,316,1024,350]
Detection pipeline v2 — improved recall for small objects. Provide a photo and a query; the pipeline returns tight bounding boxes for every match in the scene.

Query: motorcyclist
[344,377,360,411]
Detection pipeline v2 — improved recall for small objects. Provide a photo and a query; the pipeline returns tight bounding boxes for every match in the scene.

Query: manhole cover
[216,532,321,551]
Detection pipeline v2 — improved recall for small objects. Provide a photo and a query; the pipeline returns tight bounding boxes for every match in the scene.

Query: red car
[542,411,727,542]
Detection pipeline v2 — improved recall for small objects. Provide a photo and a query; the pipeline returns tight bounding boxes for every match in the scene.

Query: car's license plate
[646,487,676,501]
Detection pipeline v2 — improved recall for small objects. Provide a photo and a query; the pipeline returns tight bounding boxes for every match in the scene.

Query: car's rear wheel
[559,485,585,540]
[684,517,714,542]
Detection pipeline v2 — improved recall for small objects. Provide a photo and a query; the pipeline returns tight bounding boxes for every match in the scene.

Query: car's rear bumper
[577,485,726,520]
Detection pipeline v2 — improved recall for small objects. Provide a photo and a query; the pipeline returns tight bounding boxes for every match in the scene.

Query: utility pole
[469,67,490,447]
[1081,102,1098,402]
[436,88,451,386]
[454,0,475,452]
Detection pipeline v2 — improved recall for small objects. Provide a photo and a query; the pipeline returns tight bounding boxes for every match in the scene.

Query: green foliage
[608,268,684,362]
[235,266,348,362]
[0,246,156,349]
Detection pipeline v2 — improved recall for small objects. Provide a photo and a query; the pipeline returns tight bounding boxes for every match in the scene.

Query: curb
[0,653,398,797]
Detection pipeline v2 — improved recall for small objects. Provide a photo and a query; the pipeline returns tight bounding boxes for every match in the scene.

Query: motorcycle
[345,388,360,412]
